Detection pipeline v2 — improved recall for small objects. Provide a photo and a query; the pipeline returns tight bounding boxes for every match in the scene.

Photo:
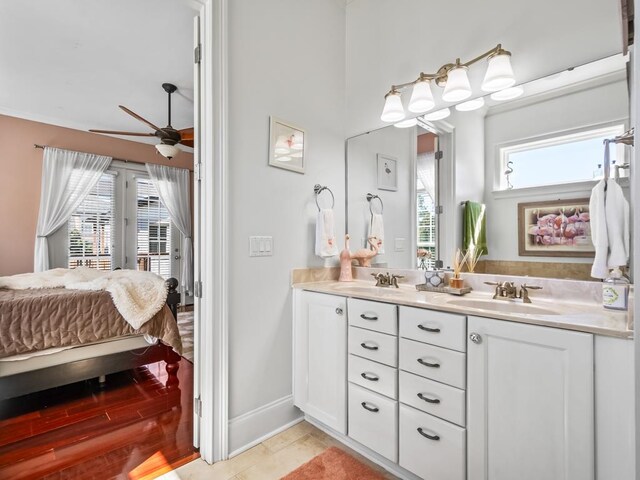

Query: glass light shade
[394,117,418,128]
[380,91,405,122]
[482,53,516,92]
[408,80,435,113]
[455,97,485,112]
[155,143,181,159]
[442,66,472,102]
[490,85,524,101]
[422,108,451,121]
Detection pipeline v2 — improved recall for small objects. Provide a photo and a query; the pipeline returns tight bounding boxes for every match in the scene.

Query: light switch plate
[249,236,273,257]
[395,237,406,252]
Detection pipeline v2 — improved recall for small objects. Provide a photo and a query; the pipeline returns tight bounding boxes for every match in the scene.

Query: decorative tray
[415,283,472,296]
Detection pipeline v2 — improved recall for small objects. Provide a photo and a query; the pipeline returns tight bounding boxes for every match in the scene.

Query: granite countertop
[293,280,633,339]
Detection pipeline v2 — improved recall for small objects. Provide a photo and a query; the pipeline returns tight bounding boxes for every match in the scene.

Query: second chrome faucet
[372,272,404,288]
[485,281,542,304]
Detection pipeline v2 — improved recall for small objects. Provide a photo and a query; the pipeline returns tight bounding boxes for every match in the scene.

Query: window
[68,173,115,270]
[416,192,436,269]
[136,178,172,278]
[500,125,626,190]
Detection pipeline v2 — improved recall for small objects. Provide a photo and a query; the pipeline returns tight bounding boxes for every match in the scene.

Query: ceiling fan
[89,83,193,159]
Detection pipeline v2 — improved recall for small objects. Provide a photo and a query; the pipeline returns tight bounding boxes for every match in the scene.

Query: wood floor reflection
[0,354,198,479]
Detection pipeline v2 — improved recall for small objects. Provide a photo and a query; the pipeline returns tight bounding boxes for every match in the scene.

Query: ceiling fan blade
[179,127,194,147]
[118,105,164,133]
[89,129,156,137]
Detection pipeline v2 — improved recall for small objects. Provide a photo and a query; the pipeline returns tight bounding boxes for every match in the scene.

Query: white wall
[227,0,346,453]
[347,126,415,268]
[345,0,622,136]
[483,79,629,263]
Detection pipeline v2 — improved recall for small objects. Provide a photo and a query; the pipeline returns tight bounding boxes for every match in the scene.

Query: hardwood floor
[0,352,198,480]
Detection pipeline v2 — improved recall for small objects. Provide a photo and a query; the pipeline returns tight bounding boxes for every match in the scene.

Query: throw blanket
[0,268,168,330]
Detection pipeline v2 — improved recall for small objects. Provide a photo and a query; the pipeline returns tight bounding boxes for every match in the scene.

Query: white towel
[590,179,629,279]
[315,209,338,258]
[368,214,385,254]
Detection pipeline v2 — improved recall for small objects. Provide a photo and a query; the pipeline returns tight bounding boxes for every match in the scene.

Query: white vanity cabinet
[293,290,347,434]
[467,315,595,480]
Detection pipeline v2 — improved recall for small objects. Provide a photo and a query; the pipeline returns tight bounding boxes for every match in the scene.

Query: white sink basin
[332,284,401,297]
[447,298,559,316]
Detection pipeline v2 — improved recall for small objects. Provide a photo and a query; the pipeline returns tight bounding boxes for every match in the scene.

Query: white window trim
[493,119,629,195]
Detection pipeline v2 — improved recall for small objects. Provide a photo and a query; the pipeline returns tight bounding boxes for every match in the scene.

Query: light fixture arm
[383,44,510,96]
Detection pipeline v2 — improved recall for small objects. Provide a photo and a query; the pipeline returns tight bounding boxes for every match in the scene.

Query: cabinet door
[467,316,594,480]
[293,290,347,433]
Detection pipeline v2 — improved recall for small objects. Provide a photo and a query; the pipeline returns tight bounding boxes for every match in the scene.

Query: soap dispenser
[602,267,629,311]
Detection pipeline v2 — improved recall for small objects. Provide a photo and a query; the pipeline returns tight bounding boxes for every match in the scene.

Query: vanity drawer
[399,370,466,427]
[399,338,466,389]
[348,298,397,336]
[349,326,397,367]
[348,383,398,463]
[400,306,467,352]
[348,354,397,399]
[399,403,465,480]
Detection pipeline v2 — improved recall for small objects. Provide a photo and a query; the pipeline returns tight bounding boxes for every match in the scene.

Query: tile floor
[162,420,398,480]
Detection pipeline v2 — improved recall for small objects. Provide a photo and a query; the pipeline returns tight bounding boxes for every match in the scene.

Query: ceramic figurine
[351,236,379,267]
[339,235,354,282]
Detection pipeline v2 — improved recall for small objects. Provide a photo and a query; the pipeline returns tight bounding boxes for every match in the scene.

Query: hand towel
[590,179,629,279]
[462,201,488,255]
[368,214,385,254]
[315,209,338,258]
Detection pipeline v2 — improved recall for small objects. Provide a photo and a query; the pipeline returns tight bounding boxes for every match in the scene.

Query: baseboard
[304,415,422,480]
[228,395,303,457]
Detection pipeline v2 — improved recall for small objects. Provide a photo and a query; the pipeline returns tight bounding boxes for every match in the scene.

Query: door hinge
[124,256,128,265]
[124,217,128,226]
[194,397,202,417]
[125,180,129,188]
[194,44,202,64]
[194,280,202,298]
[435,205,443,215]
[435,150,443,160]
[194,162,202,181]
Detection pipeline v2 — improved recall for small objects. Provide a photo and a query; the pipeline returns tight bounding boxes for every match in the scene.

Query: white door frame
[193,0,229,463]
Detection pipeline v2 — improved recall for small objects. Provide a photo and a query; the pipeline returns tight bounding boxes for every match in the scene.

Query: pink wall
[0,114,193,276]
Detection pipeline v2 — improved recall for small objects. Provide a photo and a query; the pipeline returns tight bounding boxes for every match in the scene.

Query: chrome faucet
[372,272,404,288]
[485,281,542,303]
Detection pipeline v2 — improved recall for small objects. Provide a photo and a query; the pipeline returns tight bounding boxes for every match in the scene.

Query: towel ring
[366,193,384,215]
[314,184,335,211]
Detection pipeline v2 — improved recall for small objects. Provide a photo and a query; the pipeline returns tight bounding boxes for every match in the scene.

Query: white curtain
[34,147,111,272]
[146,164,193,295]
[417,152,436,200]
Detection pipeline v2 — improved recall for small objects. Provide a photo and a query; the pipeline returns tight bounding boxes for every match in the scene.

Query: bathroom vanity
[292,276,633,480]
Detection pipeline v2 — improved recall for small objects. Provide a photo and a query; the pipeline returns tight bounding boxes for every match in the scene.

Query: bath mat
[281,446,387,480]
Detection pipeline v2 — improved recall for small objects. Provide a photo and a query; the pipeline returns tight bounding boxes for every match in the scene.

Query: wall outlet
[249,236,273,257]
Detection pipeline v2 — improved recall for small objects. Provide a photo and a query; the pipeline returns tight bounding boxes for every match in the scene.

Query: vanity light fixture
[422,108,451,121]
[490,85,524,101]
[380,44,515,122]
[394,117,418,128]
[455,97,485,112]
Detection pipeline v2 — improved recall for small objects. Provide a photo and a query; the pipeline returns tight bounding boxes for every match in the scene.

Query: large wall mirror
[346,53,630,281]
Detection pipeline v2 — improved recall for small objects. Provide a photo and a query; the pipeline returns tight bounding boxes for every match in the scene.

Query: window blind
[136,178,172,278]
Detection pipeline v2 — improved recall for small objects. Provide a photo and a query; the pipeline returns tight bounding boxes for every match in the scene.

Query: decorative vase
[339,234,353,282]
[425,270,445,288]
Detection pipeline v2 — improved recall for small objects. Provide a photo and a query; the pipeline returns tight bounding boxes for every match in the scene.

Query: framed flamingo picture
[517,198,594,257]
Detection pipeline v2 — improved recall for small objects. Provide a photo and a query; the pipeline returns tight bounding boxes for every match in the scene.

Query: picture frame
[377,154,398,191]
[517,198,594,257]
[268,116,306,174]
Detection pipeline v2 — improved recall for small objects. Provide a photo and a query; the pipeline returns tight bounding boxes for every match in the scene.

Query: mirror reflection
[346,54,630,280]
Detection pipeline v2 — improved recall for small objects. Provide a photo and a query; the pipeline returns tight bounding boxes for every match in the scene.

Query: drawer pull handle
[417,427,440,441]
[360,342,379,351]
[360,313,379,321]
[361,402,379,413]
[418,324,441,333]
[417,393,441,404]
[417,358,440,368]
[361,372,379,382]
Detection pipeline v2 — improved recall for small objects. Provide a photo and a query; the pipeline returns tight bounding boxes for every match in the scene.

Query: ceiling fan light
[156,143,181,159]
[482,52,516,92]
[380,90,405,122]
[442,66,472,102]
[490,85,524,101]
[421,108,451,121]
[455,97,485,112]
[408,80,435,113]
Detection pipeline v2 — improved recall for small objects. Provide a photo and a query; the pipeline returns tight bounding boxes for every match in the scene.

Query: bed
[0,275,182,400]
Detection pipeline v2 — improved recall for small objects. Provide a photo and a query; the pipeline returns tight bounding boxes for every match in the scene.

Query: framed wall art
[268,116,306,174]
[377,153,397,191]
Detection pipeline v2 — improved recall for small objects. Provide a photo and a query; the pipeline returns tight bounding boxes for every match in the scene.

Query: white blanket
[0,268,168,330]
